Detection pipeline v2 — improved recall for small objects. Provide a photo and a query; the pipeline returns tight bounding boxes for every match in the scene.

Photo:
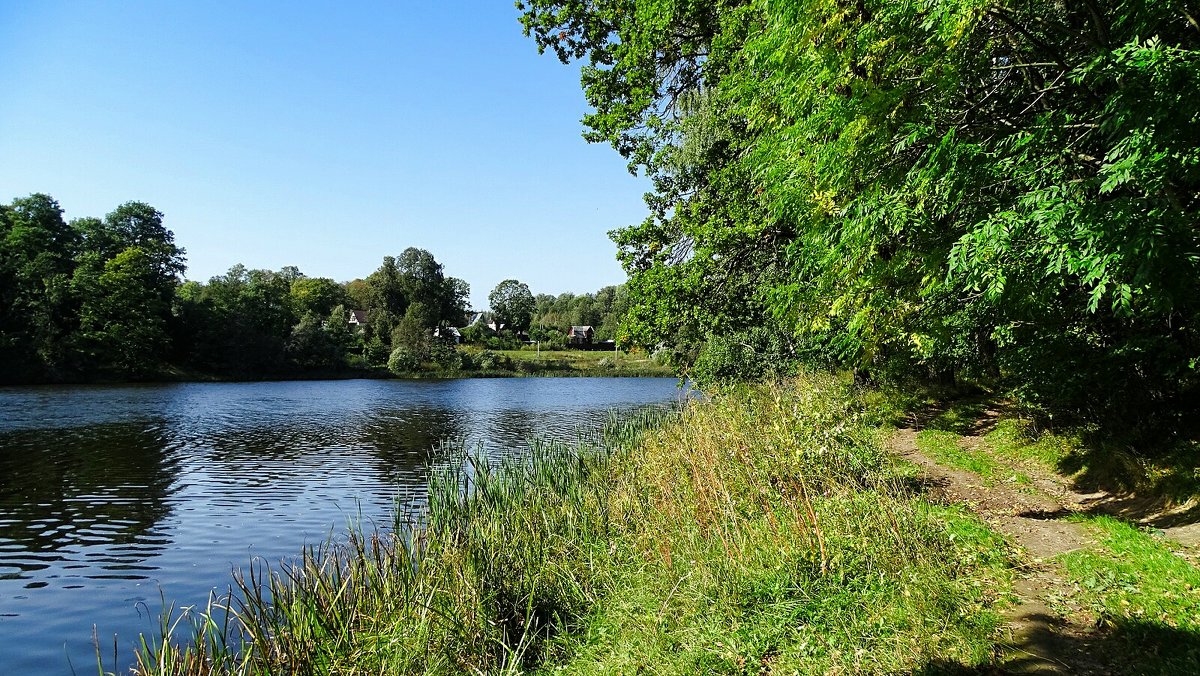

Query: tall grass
[132,374,1012,675]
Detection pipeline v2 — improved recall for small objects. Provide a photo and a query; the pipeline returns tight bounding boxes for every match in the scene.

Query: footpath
[887,414,1200,675]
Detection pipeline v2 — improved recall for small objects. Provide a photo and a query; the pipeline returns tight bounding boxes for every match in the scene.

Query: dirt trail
[889,428,1110,674]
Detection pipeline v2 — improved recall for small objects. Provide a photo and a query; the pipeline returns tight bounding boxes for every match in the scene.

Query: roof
[349,309,368,323]
[569,325,594,334]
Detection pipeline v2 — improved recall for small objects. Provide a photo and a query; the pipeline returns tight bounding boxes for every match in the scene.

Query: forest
[0,193,631,382]
[519,0,1200,437]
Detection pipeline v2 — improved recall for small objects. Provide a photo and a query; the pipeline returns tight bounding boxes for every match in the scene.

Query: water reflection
[0,377,684,674]
[0,422,176,577]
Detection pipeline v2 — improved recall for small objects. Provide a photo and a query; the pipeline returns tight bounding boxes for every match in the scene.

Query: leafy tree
[290,276,348,318]
[522,0,1200,431]
[391,301,434,360]
[73,202,184,374]
[285,313,341,371]
[488,279,535,333]
[79,247,171,375]
[0,194,81,377]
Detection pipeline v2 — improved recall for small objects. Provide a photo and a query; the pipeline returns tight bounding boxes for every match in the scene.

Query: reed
[130,375,1012,674]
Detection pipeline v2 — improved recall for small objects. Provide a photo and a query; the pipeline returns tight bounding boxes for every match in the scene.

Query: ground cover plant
[1057,515,1200,674]
[128,373,1015,675]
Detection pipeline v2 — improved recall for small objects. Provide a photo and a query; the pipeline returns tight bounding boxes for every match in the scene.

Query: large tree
[520,1,1200,428]
[488,279,535,333]
[0,194,81,376]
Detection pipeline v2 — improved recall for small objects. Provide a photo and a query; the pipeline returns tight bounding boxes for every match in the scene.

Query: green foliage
[488,279,535,333]
[289,276,348,318]
[530,285,631,342]
[0,195,186,380]
[691,325,799,385]
[386,346,420,374]
[474,349,513,372]
[522,0,1200,433]
[78,247,172,375]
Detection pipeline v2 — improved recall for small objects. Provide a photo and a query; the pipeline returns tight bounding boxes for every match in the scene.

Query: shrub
[387,347,420,374]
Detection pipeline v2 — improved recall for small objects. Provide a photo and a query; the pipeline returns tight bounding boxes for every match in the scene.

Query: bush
[691,326,798,385]
[429,342,466,370]
[475,350,512,372]
[387,347,420,375]
[364,335,391,367]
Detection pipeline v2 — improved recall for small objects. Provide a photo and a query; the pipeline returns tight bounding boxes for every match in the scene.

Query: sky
[0,2,651,309]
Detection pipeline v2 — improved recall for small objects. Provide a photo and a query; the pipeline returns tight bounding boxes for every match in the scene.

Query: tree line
[0,193,626,382]
[519,0,1200,436]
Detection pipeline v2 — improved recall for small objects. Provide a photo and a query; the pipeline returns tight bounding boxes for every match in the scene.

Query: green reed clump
[133,376,1012,674]
[132,407,674,675]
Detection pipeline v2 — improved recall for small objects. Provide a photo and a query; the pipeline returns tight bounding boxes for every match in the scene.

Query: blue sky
[0,2,650,308]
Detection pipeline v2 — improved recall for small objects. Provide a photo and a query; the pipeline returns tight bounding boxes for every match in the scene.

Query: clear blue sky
[0,2,650,309]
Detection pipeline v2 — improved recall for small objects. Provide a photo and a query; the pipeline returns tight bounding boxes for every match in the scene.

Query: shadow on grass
[1056,432,1200,516]
[910,395,1006,436]
[909,619,1200,675]
[907,392,1200,528]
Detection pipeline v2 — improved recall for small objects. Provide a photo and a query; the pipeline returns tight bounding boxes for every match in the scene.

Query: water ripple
[0,377,686,674]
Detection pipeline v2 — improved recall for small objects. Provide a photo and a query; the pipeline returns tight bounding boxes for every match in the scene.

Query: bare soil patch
[889,428,1114,674]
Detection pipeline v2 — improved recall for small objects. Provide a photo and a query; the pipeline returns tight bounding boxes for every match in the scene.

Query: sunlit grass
[916,429,1032,486]
[1057,515,1200,674]
[131,375,1015,675]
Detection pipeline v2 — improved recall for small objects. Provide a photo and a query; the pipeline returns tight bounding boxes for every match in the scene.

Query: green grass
[903,391,1200,505]
[495,348,672,376]
[916,429,1032,486]
[128,375,1019,675]
[1057,515,1200,674]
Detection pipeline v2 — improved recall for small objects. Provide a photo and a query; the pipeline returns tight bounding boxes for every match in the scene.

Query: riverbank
[130,373,1200,674]
[0,349,673,387]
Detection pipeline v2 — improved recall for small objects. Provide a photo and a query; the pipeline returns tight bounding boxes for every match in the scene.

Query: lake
[0,377,684,674]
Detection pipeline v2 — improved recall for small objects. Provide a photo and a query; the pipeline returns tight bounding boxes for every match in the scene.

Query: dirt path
[889,428,1111,674]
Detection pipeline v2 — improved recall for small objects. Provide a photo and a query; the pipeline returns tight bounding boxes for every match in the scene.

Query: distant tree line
[530,286,630,345]
[0,194,635,383]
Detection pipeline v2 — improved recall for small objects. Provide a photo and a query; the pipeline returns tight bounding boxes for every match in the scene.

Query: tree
[488,279,535,333]
[79,247,171,375]
[521,0,1200,432]
[73,202,185,374]
[290,276,348,318]
[0,194,81,376]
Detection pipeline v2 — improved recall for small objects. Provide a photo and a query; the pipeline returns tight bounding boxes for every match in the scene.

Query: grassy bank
[488,348,673,377]
[130,373,1018,674]
[384,348,674,379]
[900,393,1200,673]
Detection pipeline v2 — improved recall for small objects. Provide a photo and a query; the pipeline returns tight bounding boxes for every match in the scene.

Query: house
[434,326,463,344]
[348,309,369,330]
[568,325,595,345]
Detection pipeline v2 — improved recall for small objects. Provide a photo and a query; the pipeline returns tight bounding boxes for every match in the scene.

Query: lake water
[0,377,684,674]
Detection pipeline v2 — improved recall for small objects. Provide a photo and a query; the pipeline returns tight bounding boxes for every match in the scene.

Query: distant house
[348,309,369,330]
[434,326,463,344]
[568,325,595,345]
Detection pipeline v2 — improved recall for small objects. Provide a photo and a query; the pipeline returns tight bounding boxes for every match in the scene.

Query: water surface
[0,377,683,674]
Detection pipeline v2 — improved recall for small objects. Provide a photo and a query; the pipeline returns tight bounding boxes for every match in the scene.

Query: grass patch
[496,348,672,376]
[916,429,1032,487]
[1058,515,1200,674]
[130,375,1016,675]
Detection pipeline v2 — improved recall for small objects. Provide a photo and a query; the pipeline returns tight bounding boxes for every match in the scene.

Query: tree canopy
[520,0,1200,429]
[488,279,535,333]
